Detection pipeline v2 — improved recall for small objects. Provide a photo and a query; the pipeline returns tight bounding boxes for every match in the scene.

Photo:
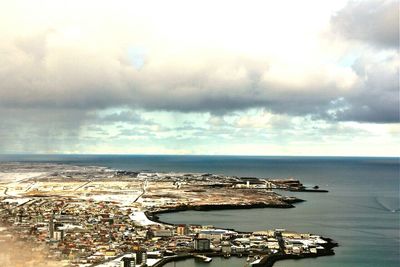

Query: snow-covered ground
[59,224,84,231]
[93,254,161,267]
[1,198,31,206]
[0,172,46,182]
[129,211,159,226]
[80,193,141,206]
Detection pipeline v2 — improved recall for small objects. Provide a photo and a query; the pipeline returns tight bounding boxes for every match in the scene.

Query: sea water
[0,155,398,266]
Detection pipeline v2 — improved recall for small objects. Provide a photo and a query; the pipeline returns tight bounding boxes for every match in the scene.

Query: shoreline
[288,189,329,193]
[149,240,338,267]
[0,163,340,267]
[144,203,338,267]
[147,201,303,226]
[255,237,338,267]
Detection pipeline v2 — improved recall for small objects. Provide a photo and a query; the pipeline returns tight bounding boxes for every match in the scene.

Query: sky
[0,0,398,156]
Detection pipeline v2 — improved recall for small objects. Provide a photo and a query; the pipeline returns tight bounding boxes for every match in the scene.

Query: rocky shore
[147,200,303,225]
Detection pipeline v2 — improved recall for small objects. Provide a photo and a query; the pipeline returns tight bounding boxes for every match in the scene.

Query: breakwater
[147,201,299,226]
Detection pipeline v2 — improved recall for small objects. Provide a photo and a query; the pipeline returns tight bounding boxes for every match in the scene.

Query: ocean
[0,155,398,267]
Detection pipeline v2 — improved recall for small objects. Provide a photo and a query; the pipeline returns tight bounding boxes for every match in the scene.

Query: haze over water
[1,155,399,267]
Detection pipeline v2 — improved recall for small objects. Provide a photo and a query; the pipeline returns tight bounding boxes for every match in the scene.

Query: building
[120,256,135,267]
[194,238,211,251]
[176,224,189,236]
[54,230,64,241]
[198,229,235,241]
[134,250,147,265]
[153,229,173,237]
[221,241,232,254]
[119,251,147,267]
[49,213,54,239]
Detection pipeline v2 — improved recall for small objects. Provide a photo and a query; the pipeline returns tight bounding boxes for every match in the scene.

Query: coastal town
[0,163,337,267]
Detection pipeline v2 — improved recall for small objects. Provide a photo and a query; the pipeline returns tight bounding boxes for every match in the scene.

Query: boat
[194,254,212,263]
[203,257,212,262]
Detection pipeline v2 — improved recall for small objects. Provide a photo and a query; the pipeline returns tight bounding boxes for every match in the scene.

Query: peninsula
[0,163,337,267]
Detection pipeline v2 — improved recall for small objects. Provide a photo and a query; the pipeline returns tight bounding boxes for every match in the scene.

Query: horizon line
[0,153,398,158]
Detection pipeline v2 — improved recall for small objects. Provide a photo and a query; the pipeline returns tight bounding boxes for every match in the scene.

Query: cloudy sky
[0,0,398,156]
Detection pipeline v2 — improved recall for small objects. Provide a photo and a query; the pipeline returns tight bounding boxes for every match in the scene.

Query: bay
[0,155,398,266]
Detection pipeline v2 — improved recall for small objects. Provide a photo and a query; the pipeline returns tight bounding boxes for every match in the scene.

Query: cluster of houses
[0,195,328,267]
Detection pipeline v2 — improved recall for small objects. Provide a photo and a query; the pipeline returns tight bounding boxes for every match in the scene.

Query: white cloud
[0,0,397,155]
[0,0,374,114]
[331,0,399,48]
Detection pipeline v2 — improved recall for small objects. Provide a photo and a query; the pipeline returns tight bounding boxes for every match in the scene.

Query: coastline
[0,162,342,267]
[147,200,303,226]
[148,239,338,267]
[288,189,329,193]
[254,237,338,267]
[145,203,338,267]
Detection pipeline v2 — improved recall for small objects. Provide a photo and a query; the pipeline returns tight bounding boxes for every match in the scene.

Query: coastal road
[133,180,147,203]
[24,182,37,192]
[74,180,92,191]
[2,187,8,196]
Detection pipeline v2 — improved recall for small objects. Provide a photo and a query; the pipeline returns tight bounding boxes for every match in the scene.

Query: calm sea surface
[0,155,399,267]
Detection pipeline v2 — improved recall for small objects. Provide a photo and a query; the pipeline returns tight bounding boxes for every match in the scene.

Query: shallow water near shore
[1,155,399,266]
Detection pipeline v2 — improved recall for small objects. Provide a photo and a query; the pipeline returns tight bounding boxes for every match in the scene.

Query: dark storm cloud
[0,0,397,139]
[334,56,399,123]
[0,38,347,118]
[331,0,399,49]
[94,110,154,125]
[0,108,87,153]
[0,42,397,124]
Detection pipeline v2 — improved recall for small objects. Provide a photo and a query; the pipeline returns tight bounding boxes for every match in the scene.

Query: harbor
[0,156,398,267]
[0,162,338,267]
